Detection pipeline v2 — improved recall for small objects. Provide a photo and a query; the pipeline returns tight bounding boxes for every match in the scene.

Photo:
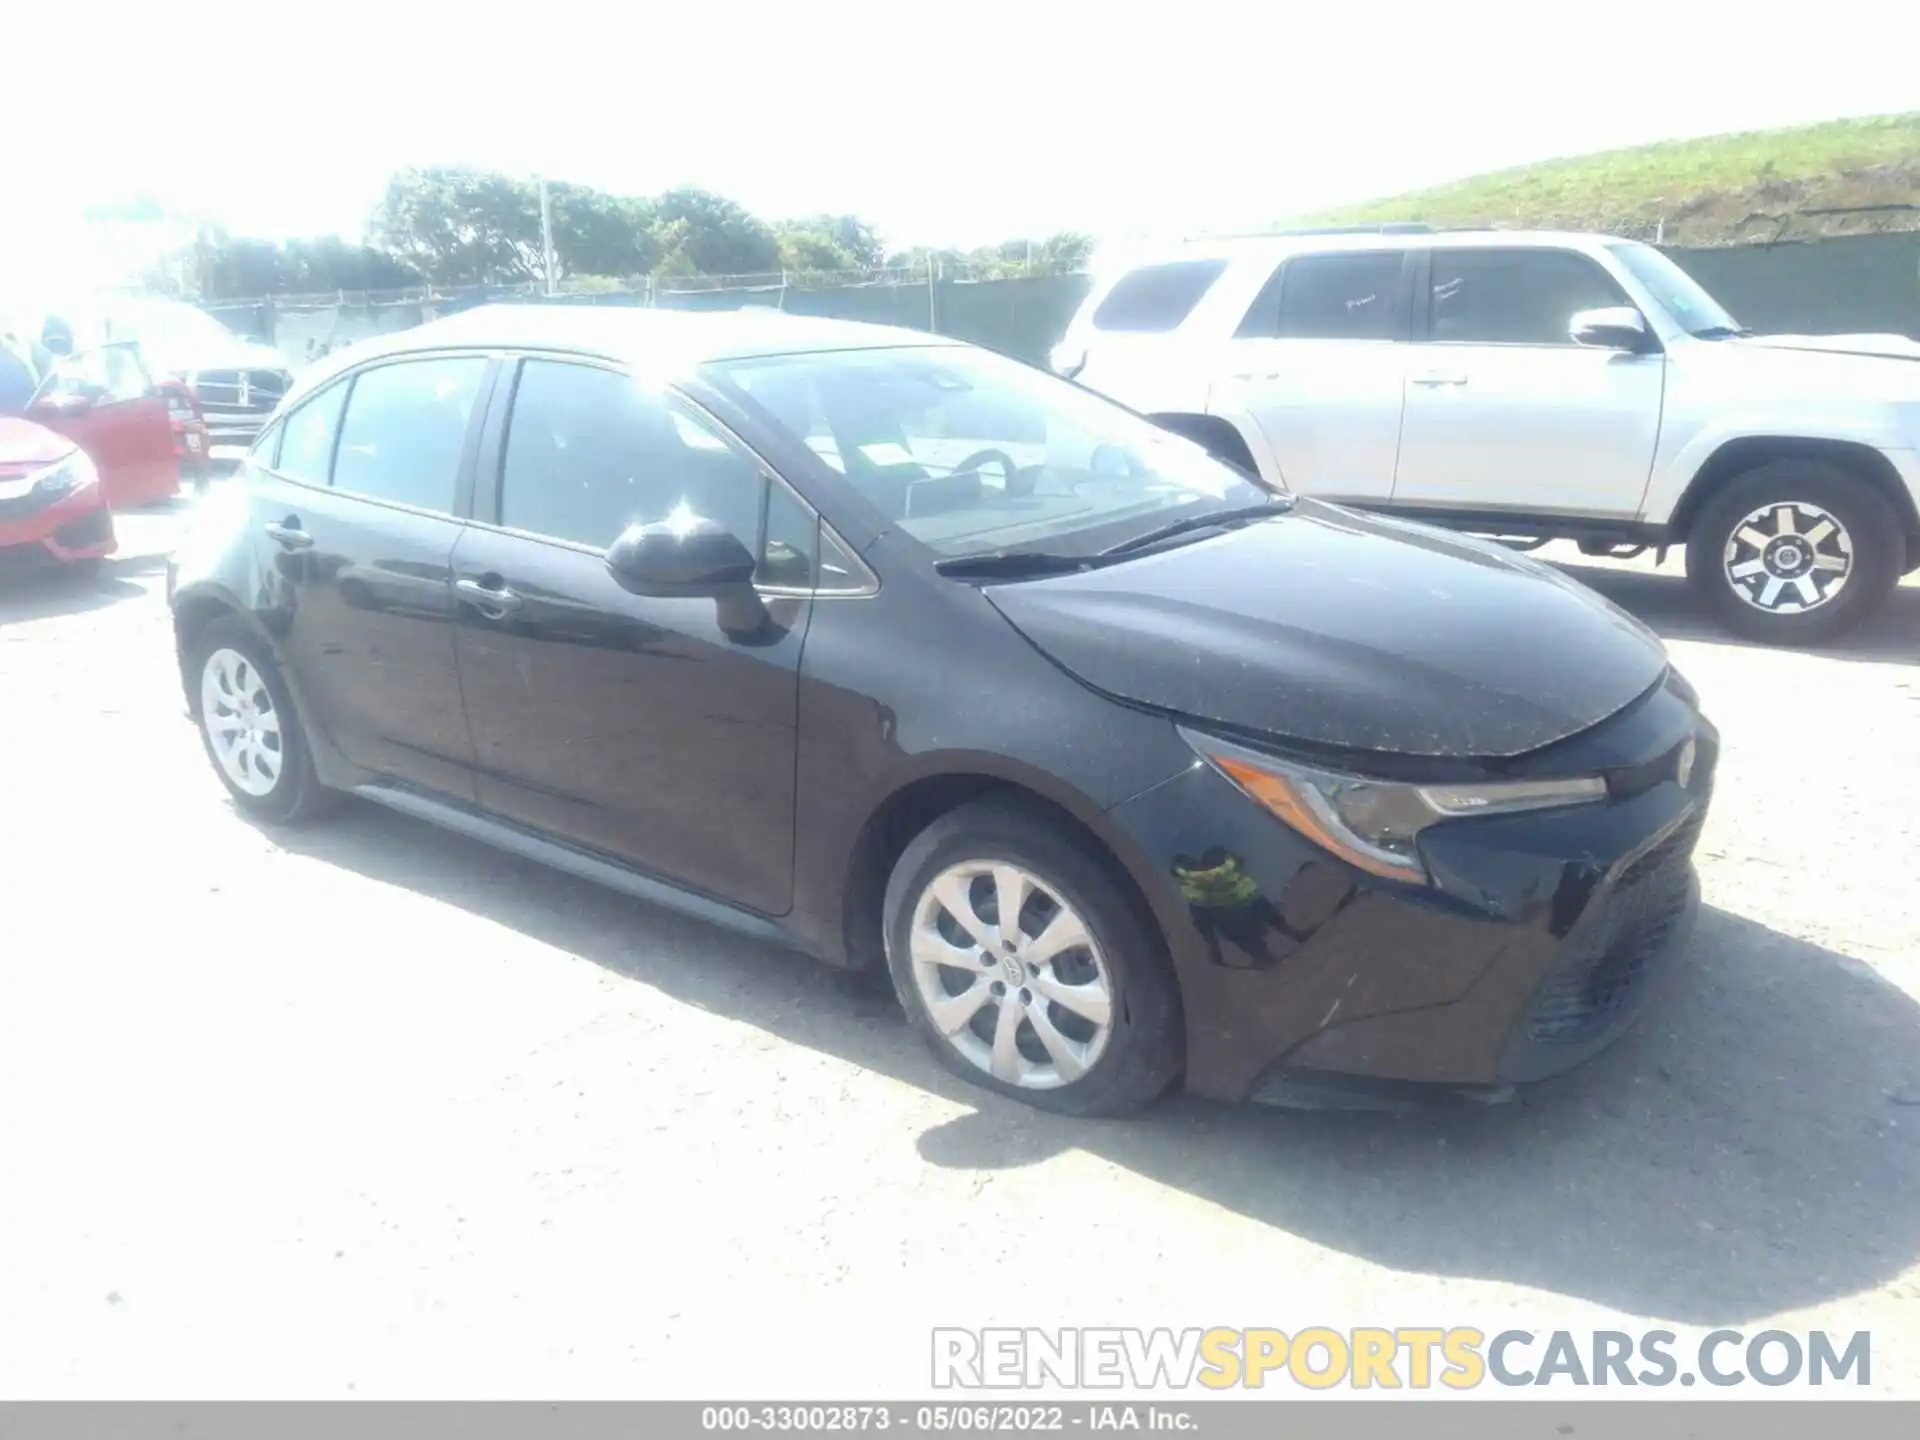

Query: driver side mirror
[1570,306,1652,352]
[605,513,757,596]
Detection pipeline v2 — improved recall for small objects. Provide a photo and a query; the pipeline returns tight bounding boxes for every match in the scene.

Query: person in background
[39,314,75,360]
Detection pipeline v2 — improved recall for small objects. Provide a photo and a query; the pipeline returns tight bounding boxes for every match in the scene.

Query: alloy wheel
[1721,500,1853,614]
[909,861,1114,1089]
[200,647,284,797]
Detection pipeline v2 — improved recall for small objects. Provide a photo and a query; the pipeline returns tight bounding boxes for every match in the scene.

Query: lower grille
[194,369,289,414]
[53,508,113,550]
[1526,806,1705,1043]
[0,487,57,523]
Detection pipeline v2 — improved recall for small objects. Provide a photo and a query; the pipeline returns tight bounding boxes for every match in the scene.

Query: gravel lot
[3,501,1917,1398]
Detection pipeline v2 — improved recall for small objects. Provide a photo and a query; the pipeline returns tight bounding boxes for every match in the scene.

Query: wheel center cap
[1001,954,1025,985]
[1766,539,1808,575]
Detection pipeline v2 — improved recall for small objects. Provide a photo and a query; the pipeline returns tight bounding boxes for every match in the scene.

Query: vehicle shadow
[270,800,1920,1328]
[0,562,157,624]
[1553,558,1920,664]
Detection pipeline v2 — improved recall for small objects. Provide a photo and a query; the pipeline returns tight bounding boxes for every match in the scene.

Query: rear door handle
[455,576,524,618]
[263,519,313,549]
[1410,372,1468,387]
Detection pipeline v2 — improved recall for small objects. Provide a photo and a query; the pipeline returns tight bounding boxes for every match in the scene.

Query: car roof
[1131,228,1629,267]
[300,304,954,383]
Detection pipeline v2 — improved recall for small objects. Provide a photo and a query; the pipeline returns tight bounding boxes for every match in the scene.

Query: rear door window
[1427,248,1630,346]
[332,356,487,513]
[1270,252,1405,341]
[1090,260,1229,332]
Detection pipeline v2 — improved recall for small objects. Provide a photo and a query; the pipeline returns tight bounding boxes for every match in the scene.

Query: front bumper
[1104,673,1717,1103]
[0,478,117,566]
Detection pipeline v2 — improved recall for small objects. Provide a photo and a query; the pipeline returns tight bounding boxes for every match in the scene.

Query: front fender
[1643,412,1913,525]
[1199,401,1288,489]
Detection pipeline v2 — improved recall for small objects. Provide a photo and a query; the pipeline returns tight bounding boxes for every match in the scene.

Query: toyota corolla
[167,307,1716,1115]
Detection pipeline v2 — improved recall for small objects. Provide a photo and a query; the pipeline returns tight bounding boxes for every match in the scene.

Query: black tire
[1686,460,1902,645]
[188,616,335,823]
[883,797,1183,1117]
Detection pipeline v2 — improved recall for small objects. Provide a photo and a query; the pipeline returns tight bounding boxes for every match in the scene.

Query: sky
[7,0,1917,290]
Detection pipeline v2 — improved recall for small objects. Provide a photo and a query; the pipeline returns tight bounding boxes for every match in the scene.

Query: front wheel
[883,798,1183,1117]
[1686,461,1902,645]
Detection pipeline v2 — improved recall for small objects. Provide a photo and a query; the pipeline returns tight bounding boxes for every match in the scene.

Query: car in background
[0,417,115,574]
[168,306,1717,1117]
[0,328,208,508]
[37,296,292,460]
[6,309,209,504]
[1053,226,1920,645]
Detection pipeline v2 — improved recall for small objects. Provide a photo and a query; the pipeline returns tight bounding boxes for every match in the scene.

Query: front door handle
[1410,372,1469,387]
[455,576,524,618]
[263,519,313,549]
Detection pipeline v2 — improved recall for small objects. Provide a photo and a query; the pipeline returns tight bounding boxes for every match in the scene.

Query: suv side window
[1091,260,1229,333]
[1427,248,1630,346]
[1266,252,1404,341]
[332,356,487,512]
[498,358,815,586]
[272,381,349,485]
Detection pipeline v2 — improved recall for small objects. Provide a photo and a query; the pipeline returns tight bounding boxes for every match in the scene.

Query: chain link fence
[201,222,1920,372]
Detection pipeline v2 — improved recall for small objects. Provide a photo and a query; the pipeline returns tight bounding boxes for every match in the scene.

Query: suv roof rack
[1186,222,1433,240]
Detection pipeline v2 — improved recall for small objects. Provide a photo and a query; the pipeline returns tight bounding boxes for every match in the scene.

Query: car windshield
[708,345,1280,560]
[1607,242,1743,337]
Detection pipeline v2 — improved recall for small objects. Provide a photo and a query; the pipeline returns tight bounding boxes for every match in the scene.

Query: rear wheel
[883,798,1182,1117]
[1686,461,1902,644]
[190,618,334,823]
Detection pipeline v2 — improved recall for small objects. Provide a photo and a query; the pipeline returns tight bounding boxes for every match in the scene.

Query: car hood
[982,501,1669,759]
[151,335,290,377]
[0,416,78,474]
[1734,332,1920,362]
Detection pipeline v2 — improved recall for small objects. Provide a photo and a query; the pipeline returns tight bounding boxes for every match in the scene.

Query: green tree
[650,188,780,277]
[781,214,884,268]
[279,235,420,293]
[555,185,659,280]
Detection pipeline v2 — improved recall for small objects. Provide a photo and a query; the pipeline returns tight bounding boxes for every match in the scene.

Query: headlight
[30,448,98,498]
[1180,726,1606,885]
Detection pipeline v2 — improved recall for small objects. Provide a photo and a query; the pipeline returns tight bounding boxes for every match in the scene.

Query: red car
[0,342,211,572]
[0,415,117,573]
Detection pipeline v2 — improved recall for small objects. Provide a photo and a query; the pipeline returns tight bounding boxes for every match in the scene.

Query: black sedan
[166,306,1716,1116]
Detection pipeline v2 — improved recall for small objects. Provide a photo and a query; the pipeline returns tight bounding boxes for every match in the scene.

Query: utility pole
[538,175,557,296]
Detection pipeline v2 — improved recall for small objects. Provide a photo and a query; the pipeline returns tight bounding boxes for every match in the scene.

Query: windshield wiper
[932,550,1100,579]
[1099,500,1292,558]
[1690,325,1755,340]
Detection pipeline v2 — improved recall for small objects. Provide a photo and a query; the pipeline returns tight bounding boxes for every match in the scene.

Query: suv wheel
[190,617,334,823]
[1686,460,1902,644]
[883,798,1182,1117]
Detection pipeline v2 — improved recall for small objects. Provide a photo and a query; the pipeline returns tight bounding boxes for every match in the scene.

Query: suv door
[1391,246,1665,518]
[449,357,816,916]
[1218,249,1413,501]
[253,353,491,798]
[27,344,179,507]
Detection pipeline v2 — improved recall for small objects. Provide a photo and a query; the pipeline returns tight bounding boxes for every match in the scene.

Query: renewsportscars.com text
[932,1327,1871,1391]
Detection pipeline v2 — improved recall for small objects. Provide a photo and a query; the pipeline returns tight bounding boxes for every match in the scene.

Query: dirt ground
[2,503,1916,1398]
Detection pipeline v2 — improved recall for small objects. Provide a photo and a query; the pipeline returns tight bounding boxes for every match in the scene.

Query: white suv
[1053,228,1920,644]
